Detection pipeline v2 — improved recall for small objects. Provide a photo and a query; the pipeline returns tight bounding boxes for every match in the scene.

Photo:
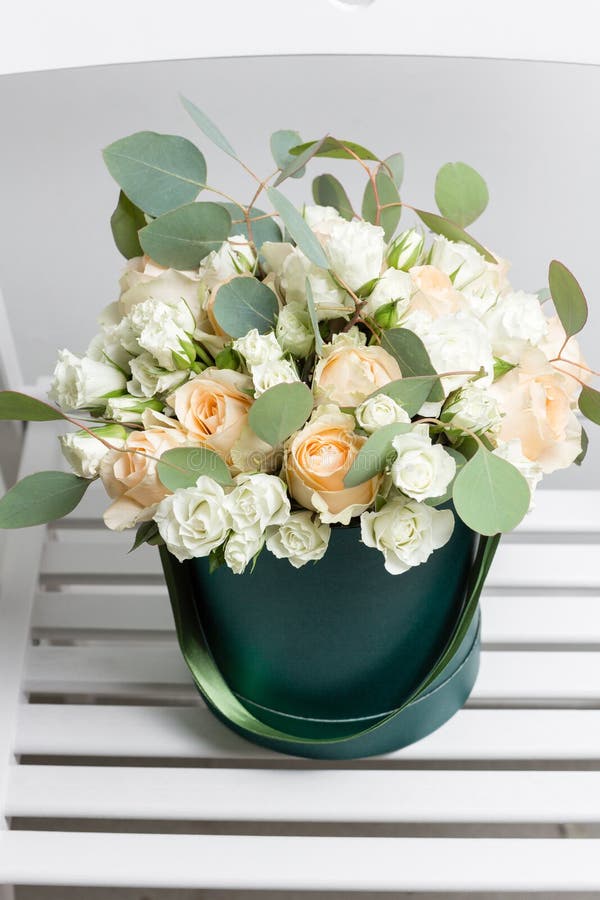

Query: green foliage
[102,131,207,217]
[548,259,588,338]
[0,471,91,528]
[289,138,379,161]
[370,374,442,418]
[452,447,531,535]
[361,171,401,242]
[415,209,497,264]
[179,95,237,159]
[493,357,517,380]
[218,203,282,247]
[381,329,444,402]
[274,135,326,186]
[110,191,145,258]
[344,423,412,488]
[129,520,159,553]
[578,385,600,425]
[248,382,314,446]
[312,174,353,220]
[270,130,306,180]
[575,427,589,466]
[212,276,279,338]
[157,446,233,491]
[305,278,324,356]
[267,187,330,269]
[0,391,66,422]
[139,202,231,269]
[434,162,489,228]
[380,152,404,189]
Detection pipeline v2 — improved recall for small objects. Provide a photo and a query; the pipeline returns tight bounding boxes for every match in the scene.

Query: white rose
[323,327,367,354]
[483,291,548,363]
[442,384,502,435]
[363,268,412,317]
[199,235,256,290]
[260,241,294,276]
[281,247,352,320]
[224,528,264,575]
[59,425,127,479]
[416,312,494,394]
[356,393,411,433]
[252,358,300,396]
[387,228,426,271]
[361,496,455,575]
[493,438,543,510]
[225,473,291,532]
[325,218,385,291]
[276,302,314,357]
[104,394,164,424]
[123,298,195,370]
[154,477,232,562]
[266,511,331,568]
[49,350,127,411]
[303,204,345,242]
[429,235,511,316]
[390,426,456,501]
[233,329,283,369]
[128,353,190,399]
[118,257,204,320]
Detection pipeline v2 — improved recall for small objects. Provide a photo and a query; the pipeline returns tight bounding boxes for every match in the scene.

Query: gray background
[0,55,598,487]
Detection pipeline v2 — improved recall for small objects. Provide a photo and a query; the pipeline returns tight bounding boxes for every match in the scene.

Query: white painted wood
[31,588,173,634]
[482,593,600,645]
[2,831,600,891]
[14,705,600,761]
[3,0,600,75]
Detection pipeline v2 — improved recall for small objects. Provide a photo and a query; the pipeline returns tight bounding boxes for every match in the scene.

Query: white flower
[361,496,455,575]
[364,268,412,317]
[276,302,314,357]
[325,218,386,291]
[153,477,232,562]
[304,205,345,241]
[281,247,352,320]
[416,312,494,394]
[118,257,204,320]
[59,425,127,479]
[233,329,283,369]
[199,235,255,290]
[387,228,426,271]
[225,473,291,533]
[252,358,300,396]
[230,424,282,475]
[128,353,190,399]
[266,511,331,568]
[323,327,367,354]
[104,394,164,424]
[49,350,127,411]
[224,528,264,575]
[123,298,195,370]
[493,438,543,510]
[390,426,456,501]
[483,291,548,363]
[356,393,410,434]
[429,236,488,291]
[442,384,502,435]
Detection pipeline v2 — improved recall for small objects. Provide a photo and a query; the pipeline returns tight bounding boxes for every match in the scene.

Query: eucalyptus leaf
[369,374,442,417]
[179,95,237,159]
[0,391,65,422]
[0,471,91,528]
[380,152,404,189]
[344,422,412,488]
[361,171,401,242]
[270,130,305,179]
[289,138,379,161]
[415,209,497,264]
[212,276,279,338]
[381,329,444,402]
[305,278,324,357]
[218,203,282,247]
[267,187,330,269]
[103,131,207,217]
[452,447,530,535]
[157,446,233,491]
[434,162,489,228]
[274,135,328,186]
[578,384,600,425]
[312,174,354,221]
[110,191,145,259]
[129,520,159,553]
[574,427,589,466]
[248,382,313,447]
[548,259,588,338]
[139,202,231,269]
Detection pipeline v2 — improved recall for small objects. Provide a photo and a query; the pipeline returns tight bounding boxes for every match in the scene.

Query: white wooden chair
[2,1,600,894]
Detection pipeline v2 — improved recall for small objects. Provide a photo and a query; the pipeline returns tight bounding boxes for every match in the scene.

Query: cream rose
[59,425,127,479]
[355,393,410,433]
[252,358,300,396]
[363,268,412,318]
[154,477,232,562]
[119,256,204,320]
[167,368,253,459]
[224,528,264,575]
[442,384,502,435]
[406,266,468,322]
[232,329,283,369]
[539,315,591,400]
[489,348,582,474]
[49,350,127,411]
[390,426,456,501]
[266,511,331,568]
[285,405,380,525]
[313,344,401,408]
[225,473,291,533]
[100,424,190,531]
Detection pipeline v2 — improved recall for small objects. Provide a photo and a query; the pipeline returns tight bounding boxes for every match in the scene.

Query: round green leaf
[102,131,207,217]
[270,130,306,180]
[369,374,442,418]
[157,446,233,491]
[139,202,231,269]
[180,95,237,159]
[267,188,330,269]
[312,174,353,221]
[274,134,326,186]
[381,329,444,402]
[212,276,279,338]
[578,385,600,426]
[415,208,497,264]
[289,138,379,161]
[0,391,65,422]
[344,423,412,488]
[453,447,530,535]
[361,171,401,242]
[0,471,91,528]
[248,382,313,447]
[110,191,145,259]
[305,278,324,357]
[548,259,588,338]
[381,153,404,189]
[219,203,282,248]
[434,162,489,228]
[574,426,589,466]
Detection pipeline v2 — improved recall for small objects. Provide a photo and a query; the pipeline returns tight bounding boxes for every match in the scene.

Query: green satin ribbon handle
[160,533,500,748]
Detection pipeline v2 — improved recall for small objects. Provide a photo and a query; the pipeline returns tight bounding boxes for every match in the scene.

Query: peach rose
[489,348,582,474]
[313,344,401,408]
[407,265,468,320]
[100,424,190,531]
[539,315,591,400]
[167,367,253,459]
[285,405,380,524]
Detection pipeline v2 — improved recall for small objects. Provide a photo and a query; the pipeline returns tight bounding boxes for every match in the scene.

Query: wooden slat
[15,705,600,761]
[31,589,172,633]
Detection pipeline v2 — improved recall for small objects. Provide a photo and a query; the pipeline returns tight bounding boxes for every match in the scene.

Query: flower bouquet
[1,99,598,757]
